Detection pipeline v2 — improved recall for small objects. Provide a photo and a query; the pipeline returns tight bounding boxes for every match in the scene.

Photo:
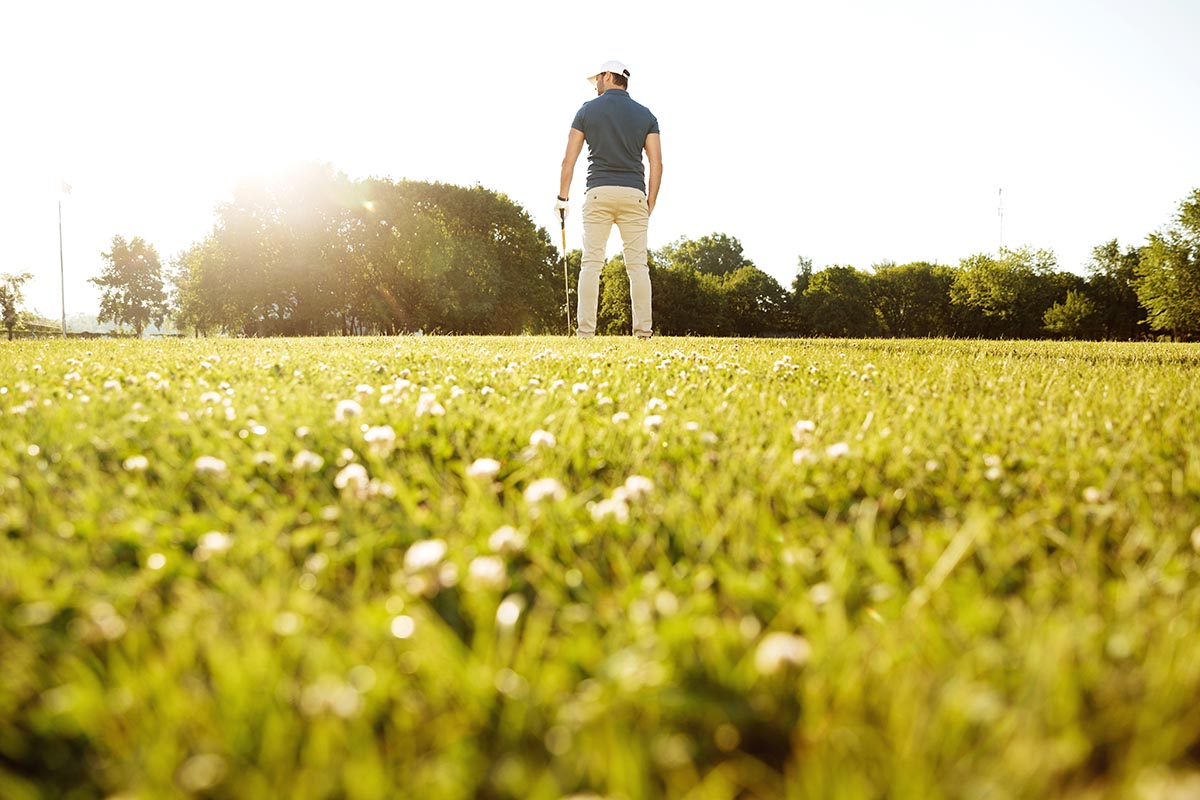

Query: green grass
[2,336,1200,799]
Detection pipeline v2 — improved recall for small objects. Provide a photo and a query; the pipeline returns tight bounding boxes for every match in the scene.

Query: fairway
[3,336,1200,799]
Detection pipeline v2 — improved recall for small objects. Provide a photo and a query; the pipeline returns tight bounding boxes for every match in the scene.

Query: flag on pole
[61,180,72,196]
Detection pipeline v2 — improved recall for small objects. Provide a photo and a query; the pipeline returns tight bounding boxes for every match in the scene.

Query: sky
[3,0,1199,319]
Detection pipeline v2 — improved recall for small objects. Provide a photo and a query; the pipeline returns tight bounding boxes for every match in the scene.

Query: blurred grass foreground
[2,336,1200,799]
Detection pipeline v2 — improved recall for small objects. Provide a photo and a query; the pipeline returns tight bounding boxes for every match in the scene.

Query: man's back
[572,90,659,192]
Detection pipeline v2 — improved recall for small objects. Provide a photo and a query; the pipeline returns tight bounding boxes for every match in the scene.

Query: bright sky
[4,0,1199,318]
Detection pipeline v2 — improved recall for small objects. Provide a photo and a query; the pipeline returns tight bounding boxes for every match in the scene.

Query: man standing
[557,60,662,338]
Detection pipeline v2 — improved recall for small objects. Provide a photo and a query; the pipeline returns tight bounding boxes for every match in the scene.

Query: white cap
[587,60,630,82]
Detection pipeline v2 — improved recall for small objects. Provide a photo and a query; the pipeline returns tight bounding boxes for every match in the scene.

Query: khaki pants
[577,185,652,337]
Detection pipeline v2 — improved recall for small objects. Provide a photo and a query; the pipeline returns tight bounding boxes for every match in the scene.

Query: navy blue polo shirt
[571,89,659,192]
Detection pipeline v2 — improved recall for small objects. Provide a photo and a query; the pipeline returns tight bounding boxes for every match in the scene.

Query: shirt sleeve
[648,113,660,135]
[571,104,587,133]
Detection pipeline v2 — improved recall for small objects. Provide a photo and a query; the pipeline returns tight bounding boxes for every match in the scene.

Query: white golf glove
[554,196,569,220]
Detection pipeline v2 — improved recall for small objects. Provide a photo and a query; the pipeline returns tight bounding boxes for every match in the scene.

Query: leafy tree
[1,272,33,340]
[1043,289,1097,339]
[170,167,563,335]
[783,256,814,334]
[721,265,787,335]
[950,247,1059,338]
[801,266,880,337]
[1134,189,1200,340]
[597,255,633,335]
[659,233,753,277]
[1085,239,1146,340]
[871,262,956,337]
[90,236,167,337]
[651,264,729,335]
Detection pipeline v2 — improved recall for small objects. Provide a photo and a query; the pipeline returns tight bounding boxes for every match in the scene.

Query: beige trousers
[577,185,653,337]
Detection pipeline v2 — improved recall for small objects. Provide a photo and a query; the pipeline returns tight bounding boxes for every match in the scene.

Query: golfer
[557,60,662,339]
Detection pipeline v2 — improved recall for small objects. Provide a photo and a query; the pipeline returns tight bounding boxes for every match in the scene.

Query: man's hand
[554,197,569,221]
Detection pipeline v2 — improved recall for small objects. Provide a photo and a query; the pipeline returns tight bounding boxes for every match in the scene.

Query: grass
[2,336,1200,799]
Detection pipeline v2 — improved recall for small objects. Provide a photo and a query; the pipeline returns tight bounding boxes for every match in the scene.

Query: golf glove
[554,196,569,220]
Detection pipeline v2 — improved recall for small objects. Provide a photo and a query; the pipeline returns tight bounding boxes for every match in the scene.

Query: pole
[59,199,66,337]
[998,187,1004,252]
[560,211,572,335]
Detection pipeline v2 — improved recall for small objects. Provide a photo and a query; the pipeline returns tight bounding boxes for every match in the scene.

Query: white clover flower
[390,615,415,639]
[200,391,222,404]
[335,399,363,421]
[194,456,228,475]
[195,531,233,561]
[611,411,631,424]
[792,448,816,465]
[646,397,667,411]
[334,463,370,497]
[364,425,397,453]
[123,455,149,472]
[755,632,812,676]
[825,442,850,458]
[355,383,374,396]
[415,392,445,417]
[488,525,527,555]
[404,539,448,573]
[643,414,664,430]
[529,430,557,449]
[524,477,566,504]
[628,473,657,495]
[1082,487,1104,504]
[589,497,630,523]
[466,458,501,479]
[253,452,277,466]
[480,385,495,396]
[572,382,589,395]
[103,379,121,391]
[292,450,325,472]
[467,555,508,591]
[792,420,816,442]
[496,594,526,627]
[809,582,835,606]
[273,611,302,636]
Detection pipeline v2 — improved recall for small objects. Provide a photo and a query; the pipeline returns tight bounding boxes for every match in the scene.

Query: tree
[90,237,167,337]
[168,167,564,336]
[1085,239,1146,340]
[1043,289,1097,339]
[800,266,880,337]
[721,265,787,335]
[781,255,814,334]
[1,272,33,340]
[1134,189,1200,340]
[949,247,1060,338]
[870,262,956,337]
[659,233,753,277]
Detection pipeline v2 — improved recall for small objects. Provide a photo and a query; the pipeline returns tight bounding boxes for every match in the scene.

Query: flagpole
[59,198,67,337]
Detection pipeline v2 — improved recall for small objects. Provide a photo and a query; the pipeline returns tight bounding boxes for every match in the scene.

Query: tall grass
[2,337,1199,799]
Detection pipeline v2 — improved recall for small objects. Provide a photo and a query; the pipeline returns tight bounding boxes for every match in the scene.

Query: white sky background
[3,0,1199,318]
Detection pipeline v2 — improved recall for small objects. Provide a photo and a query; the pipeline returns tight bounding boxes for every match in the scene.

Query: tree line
[54,164,1200,339]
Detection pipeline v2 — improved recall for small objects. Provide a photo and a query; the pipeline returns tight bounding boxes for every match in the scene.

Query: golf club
[560,209,572,335]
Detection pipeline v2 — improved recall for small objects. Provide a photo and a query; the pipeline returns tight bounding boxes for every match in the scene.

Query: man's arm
[644,133,662,215]
[560,128,585,200]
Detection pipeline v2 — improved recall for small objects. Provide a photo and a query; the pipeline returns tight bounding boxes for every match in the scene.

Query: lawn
[2,336,1199,799]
